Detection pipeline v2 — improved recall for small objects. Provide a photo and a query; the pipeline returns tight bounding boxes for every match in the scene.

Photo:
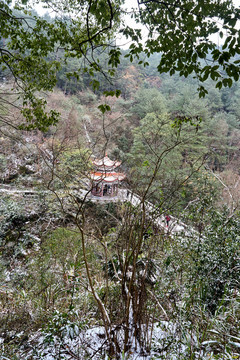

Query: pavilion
[90,154,125,197]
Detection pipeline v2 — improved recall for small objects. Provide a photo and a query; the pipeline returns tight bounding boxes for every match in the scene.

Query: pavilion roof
[93,155,121,169]
[90,171,125,183]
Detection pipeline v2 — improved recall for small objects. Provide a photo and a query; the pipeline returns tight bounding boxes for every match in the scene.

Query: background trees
[1,0,240,129]
[1,1,240,358]
[0,64,240,358]
[126,0,240,95]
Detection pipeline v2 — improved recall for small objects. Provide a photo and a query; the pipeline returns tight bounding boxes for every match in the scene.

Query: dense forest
[0,2,240,359]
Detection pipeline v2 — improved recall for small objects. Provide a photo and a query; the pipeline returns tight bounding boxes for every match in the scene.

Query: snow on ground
[0,184,193,236]
[7,321,216,360]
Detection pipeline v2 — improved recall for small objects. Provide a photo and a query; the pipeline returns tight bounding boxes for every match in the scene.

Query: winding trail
[0,185,192,234]
[88,189,190,234]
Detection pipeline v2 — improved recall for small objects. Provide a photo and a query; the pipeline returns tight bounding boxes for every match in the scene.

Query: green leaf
[116,89,121,98]
[98,104,111,114]
[216,81,222,90]
[103,90,115,97]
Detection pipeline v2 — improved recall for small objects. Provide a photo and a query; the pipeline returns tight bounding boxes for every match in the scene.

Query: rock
[18,165,36,175]
[2,172,19,183]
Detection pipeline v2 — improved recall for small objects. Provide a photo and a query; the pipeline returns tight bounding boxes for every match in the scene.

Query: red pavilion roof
[93,155,121,169]
[90,171,125,183]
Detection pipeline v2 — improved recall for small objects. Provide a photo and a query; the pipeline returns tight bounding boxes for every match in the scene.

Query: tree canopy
[1,0,240,129]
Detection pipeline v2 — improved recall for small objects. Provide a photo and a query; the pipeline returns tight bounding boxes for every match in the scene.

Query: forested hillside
[0,2,240,359]
[1,50,240,359]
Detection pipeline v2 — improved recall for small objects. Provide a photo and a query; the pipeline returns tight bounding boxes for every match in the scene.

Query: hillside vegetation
[0,51,240,359]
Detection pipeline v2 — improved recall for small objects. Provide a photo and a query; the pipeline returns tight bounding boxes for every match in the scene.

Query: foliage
[1,0,240,129]
[37,309,84,359]
[0,0,122,129]
[125,0,240,96]
[191,208,240,313]
[0,183,239,359]
[128,110,208,210]
[131,88,167,119]
[0,195,41,264]
[1,9,240,355]
[58,148,92,189]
